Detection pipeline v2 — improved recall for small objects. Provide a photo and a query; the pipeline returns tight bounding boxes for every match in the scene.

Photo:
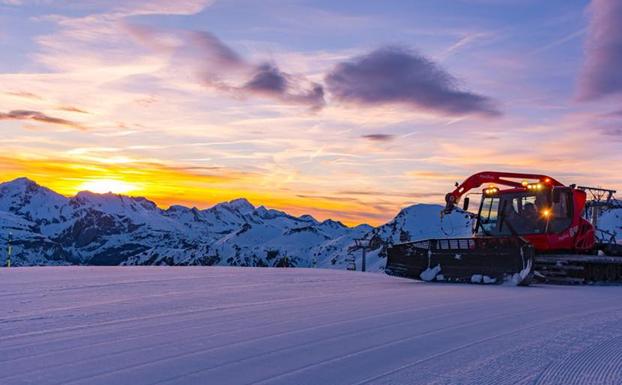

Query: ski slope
[1,267,622,385]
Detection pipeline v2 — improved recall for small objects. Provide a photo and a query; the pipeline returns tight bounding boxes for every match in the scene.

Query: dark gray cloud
[577,0,622,101]
[244,64,287,94]
[325,47,500,117]
[0,110,84,129]
[361,134,395,142]
[242,64,325,109]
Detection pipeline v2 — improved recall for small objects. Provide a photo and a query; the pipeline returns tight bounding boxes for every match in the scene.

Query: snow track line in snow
[0,289,352,342]
[0,272,403,320]
[0,270,233,295]
[534,335,622,385]
[371,309,622,385]
[0,286,468,368]
[0,300,328,364]
[0,290,351,354]
[3,294,511,385]
[0,280,423,348]
[0,269,369,298]
[0,275,211,298]
[349,305,622,385]
[153,304,549,385]
[55,305,518,385]
[0,278,343,324]
[237,303,576,385]
[136,299,533,385]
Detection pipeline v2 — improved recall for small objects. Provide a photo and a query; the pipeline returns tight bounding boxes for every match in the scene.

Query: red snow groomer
[385,171,622,285]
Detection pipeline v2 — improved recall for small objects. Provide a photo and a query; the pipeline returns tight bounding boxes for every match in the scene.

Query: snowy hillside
[2,266,622,385]
[600,206,622,239]
[0,178,472,269]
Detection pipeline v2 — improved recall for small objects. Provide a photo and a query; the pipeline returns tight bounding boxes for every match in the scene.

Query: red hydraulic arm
[444,171,564,214]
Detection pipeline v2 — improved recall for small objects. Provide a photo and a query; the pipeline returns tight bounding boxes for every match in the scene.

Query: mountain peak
[73,191,158,212]
[0,177,68,223]
[299,214,319,224]
[320,218,346,228]
[217,198,255,214]
[0,177,64,201]
[1,177,40,190]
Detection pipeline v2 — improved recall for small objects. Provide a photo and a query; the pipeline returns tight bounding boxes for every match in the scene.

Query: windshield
[479,196,500,234]
[476,189,572,236]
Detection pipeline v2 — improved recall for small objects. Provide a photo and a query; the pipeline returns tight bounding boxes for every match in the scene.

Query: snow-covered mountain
[0,178,471,269]
[5,177,619,270]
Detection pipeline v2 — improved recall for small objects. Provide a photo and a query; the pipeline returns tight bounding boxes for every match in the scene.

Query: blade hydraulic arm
[443,171,564,214]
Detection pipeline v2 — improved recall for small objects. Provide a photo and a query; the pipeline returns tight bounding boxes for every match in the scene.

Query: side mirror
[462,197,470,211]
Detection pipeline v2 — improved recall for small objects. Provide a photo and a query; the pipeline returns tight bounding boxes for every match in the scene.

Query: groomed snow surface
[2,267,622,385]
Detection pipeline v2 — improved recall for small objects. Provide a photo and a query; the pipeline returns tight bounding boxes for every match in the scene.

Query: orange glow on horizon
[0,155,400,226]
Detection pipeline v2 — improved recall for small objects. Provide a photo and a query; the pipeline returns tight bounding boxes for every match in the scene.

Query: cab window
[549,189,572,232]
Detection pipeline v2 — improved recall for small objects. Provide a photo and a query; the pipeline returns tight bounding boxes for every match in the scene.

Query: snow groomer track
[1,266,622,385]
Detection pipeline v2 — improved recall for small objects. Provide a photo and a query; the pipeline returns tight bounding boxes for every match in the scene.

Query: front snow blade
[385,237,534,286]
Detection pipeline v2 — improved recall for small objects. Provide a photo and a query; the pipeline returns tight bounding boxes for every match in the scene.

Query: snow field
[1,266,622,385]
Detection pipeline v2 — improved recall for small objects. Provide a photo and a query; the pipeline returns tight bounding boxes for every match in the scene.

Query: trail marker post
[7,232,12,268]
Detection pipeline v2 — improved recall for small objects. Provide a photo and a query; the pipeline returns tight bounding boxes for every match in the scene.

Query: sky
[1,0,622,225]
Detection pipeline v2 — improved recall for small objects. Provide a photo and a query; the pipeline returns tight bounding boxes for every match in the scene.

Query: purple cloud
[577,0,622,101]
[127,25,324,109]
[190,31,245,69]
[361,134,394,142]
[242,64,325,109]
[244,64,287,94]
[325,47,500,117]
[0,110,84,129]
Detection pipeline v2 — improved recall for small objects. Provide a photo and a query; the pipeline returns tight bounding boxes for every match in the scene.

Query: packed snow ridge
[0,177,620,269]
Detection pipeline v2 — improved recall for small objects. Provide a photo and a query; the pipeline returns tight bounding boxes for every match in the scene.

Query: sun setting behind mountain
[77,179,142,194]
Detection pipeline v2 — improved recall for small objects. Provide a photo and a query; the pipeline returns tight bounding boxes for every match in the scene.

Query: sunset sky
[1,0,621,225]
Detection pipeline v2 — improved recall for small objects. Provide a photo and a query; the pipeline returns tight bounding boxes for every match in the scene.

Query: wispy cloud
[57,106,88,114]
[439,31,492,59]
[577,0,622,100]
[6,91,42,99]
[0,110,85,130]
[528,28,587,56]
[325,46,501,117]
[114,0,212,17]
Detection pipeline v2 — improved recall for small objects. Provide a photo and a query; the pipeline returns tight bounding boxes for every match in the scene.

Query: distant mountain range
[1,177,620,270]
